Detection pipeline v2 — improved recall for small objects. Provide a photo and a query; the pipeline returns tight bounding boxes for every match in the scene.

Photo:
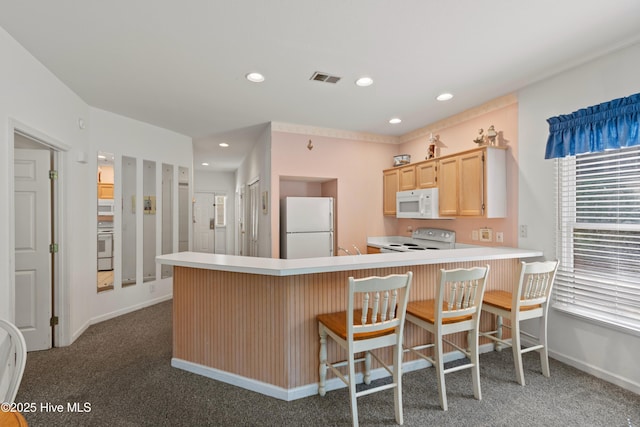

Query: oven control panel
[411,228,456,244]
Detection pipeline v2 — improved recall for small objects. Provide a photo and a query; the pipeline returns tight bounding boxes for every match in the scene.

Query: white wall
[85,108,192,340]
[0,26,89,330]
[194,169,236,254]
[517,41,640,393]
[0,25,193,346]
[235,124,272,257]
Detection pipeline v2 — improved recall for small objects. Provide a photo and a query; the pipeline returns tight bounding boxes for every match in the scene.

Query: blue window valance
[545,92,640,159]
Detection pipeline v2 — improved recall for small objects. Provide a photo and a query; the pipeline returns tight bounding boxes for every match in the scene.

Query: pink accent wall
[271,133,398,257]
[398,102,519,246]
[270,101,519,257]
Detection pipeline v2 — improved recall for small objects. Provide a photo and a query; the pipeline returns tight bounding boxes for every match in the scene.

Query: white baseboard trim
[71,319,92,344]
[70,294,173,345]
[172,343,496,401]
[172,358,300,401]
[548,350,640,395]
[498,336,640,395]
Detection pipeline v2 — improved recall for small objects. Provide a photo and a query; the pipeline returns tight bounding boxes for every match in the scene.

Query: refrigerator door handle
[330,232,334,256]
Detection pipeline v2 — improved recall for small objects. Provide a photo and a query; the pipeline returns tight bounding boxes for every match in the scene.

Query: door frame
[8,118,71,348]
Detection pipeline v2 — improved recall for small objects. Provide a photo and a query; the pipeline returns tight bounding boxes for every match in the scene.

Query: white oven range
[373,228,456,253]
[98,221,114,271]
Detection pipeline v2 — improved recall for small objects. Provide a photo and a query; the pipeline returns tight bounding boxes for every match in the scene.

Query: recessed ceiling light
[219,142,229,148]
[246,72,265,83]
[201,162,209,166]
[389,118,402,124]
[436,92,454,101]
[355,76,373,87]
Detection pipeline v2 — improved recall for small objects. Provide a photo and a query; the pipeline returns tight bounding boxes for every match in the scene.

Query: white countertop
[156,246,543,277]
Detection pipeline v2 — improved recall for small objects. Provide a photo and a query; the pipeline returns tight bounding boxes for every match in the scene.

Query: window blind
[554,145,640,333]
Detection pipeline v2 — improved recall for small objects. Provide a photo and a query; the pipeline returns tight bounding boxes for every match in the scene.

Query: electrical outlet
[472,230,479,241]
[520,225,528,238]
[479,228,493,242]
[496,232,504,243]
[150,284,156,293]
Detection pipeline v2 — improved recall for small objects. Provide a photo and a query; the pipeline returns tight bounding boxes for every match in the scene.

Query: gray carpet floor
[17,300,640,426]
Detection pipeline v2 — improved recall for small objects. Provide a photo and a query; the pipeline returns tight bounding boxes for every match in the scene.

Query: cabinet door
[438,157,459,216]
[98,183,114,199]
[399,165,416,191]
[383,169,399,216]
[416,161,437,188]
[459,150,484,216]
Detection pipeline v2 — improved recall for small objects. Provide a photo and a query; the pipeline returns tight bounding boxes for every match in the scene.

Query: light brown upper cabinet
[383,168,400,216]
[438,155,460,216]
[98,183,114,199]
[399,165,416,191]
[416,159,437,188]
[438,146,506,218]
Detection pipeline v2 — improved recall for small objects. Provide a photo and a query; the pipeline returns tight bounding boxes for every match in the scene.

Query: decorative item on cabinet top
[426,132,440,160]
[473,125,500,147]
[393,154,410,166]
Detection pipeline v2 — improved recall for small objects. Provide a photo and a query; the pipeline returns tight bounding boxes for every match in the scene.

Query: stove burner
[403,243,419,247]
[426,247,440,250]
[407,247,425,250]
[389,243,402,246]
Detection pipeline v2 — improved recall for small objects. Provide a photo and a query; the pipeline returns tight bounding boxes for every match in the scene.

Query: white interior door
[248,181,259,257]
[193,192,215,253]
[213,194,227,254]
[14,148,52,351]
[237,189,245,256]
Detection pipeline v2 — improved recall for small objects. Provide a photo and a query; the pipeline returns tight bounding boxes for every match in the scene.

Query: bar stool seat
[405,265,490,411]
[318,272,413,426]
[480,260,559,386]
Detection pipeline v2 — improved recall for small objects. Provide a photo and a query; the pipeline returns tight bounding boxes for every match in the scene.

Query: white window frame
[554,146,640,335]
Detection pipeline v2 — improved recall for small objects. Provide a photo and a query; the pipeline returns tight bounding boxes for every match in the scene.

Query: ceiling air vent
[310,72,341,84]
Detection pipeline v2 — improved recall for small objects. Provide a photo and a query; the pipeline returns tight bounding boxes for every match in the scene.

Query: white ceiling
[2,1,640,171]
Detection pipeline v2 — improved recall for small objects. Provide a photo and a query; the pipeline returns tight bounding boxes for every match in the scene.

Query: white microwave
[396,188,440,219]
[98,199,115,216]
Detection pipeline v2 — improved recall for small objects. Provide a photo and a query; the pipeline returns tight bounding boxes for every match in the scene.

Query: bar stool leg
[318,327,327,396]
[495,315,503,352]
[364,351,371,385]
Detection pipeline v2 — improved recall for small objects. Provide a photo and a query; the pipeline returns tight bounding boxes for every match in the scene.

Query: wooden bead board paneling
[173,258,518,390]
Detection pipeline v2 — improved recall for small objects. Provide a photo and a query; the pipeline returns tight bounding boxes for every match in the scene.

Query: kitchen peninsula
[157,246,543,401]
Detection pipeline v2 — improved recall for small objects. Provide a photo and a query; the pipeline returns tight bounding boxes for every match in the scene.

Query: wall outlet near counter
[479,228,493,242]
[472,230,479,241]
[496,232,504,243]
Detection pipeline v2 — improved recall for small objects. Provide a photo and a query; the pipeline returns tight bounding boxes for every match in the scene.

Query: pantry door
[14,148,52,351]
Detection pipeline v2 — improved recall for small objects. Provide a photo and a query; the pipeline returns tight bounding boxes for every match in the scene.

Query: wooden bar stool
[405,265,490,411]
[317,272,413,426]
[480,260,559,385]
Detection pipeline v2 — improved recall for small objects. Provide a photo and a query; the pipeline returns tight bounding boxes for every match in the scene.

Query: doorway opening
[11,120,69,351]
[193,192,228,254]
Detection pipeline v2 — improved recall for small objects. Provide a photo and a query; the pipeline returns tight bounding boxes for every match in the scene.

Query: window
[554,145,640,333]
[214,195,226,227]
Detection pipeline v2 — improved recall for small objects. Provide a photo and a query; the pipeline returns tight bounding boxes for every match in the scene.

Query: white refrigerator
[281,197,334,259]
